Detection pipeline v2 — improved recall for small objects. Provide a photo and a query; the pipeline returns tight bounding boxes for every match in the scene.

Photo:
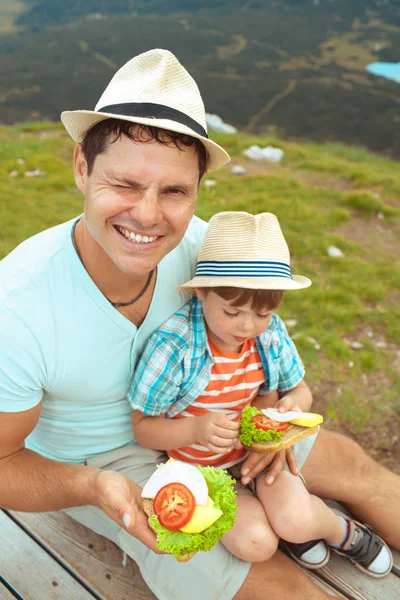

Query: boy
[129,211,392,577]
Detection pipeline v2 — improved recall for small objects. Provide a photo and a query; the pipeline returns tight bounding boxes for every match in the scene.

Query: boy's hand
[275,396,302,413]
[194,413,240,454]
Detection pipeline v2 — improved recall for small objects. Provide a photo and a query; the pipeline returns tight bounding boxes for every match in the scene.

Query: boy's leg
[257,469,393,578]
[221,492,279,563]
[256,470,346,545]
[301,428,400,549]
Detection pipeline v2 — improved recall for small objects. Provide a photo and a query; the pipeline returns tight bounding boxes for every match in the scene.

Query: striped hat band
[195,260,292,279]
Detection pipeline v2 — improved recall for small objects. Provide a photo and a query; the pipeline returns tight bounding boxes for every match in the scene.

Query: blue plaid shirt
[128,298,305,418]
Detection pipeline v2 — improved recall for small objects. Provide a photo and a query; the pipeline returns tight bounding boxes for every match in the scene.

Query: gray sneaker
[280,539,330,570]
[331,514,393,578]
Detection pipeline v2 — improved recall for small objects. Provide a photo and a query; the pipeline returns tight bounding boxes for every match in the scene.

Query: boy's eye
[223,310,239,317]
[258,313,271,319]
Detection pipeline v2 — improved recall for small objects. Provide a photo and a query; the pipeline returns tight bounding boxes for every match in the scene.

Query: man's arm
[0,403,99,511]
[0,405,159,551]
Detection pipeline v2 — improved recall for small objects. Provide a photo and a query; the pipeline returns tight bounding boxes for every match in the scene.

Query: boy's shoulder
[258,313,291,344]
[152,299,197,347]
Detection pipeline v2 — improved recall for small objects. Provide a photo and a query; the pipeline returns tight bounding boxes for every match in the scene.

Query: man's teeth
[116,226,158,243]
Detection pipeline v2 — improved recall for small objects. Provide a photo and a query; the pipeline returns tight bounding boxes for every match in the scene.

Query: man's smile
[115,225,160,244]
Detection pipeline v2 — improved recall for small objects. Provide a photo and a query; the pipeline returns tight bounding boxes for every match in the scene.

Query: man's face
[74,134,200,276]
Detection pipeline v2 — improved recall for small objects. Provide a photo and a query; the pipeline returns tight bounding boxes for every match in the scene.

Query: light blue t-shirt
[0,216,206,464]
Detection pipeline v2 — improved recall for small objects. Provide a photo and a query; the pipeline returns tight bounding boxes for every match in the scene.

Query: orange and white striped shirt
[169,336,265,468]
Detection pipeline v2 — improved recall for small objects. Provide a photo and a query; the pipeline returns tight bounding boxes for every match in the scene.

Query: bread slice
[142,497,196,563]
[245,424,319,454]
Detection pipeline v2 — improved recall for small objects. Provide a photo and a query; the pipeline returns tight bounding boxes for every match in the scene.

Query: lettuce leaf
[150,465,237,558]
[239,405,284,446]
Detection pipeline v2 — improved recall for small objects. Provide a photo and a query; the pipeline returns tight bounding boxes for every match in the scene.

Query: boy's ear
[194,288,205,301]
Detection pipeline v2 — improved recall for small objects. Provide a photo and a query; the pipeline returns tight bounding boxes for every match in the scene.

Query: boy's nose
[238,317,254,333]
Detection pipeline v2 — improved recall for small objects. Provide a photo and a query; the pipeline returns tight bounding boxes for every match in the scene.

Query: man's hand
[194,413,240,453]
[240,447,298,485]
[93,469,161,553]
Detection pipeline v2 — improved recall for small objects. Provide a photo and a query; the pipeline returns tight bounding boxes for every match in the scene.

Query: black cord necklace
[71,220,154,308]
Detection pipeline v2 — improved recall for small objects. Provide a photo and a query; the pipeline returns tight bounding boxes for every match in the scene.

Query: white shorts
[63,445,251,600]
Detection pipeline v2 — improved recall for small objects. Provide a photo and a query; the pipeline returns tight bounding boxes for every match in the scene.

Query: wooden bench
[1,509,399,599]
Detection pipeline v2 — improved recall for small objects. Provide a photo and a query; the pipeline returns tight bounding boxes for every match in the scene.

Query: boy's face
[195,289,273,352]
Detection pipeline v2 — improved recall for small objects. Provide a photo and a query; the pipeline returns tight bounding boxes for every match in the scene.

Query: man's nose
[128,188,162,228]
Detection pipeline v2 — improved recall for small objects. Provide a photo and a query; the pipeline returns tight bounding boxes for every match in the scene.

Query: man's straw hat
[177,212,312,293]
[61,48,230,173]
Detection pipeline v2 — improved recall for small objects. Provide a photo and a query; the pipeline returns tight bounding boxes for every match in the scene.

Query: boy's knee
[232,523,278,563]
[271,505,315,544]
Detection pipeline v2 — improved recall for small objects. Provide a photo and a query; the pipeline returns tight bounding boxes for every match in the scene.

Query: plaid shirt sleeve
[275,318,305,392]
[128,330,185,416]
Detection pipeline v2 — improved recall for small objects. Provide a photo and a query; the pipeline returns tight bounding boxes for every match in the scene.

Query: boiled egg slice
[141,459,209,506]
[180,496,223,534]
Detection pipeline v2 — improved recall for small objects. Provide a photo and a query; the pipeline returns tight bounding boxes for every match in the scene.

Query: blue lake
[366,62,400,84]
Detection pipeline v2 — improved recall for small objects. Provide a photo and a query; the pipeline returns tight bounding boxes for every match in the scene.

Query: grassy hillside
[0,0,399,157]
[1,122,399,472]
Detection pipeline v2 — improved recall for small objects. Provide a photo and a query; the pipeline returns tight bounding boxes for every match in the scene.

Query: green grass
[1,123,400,443]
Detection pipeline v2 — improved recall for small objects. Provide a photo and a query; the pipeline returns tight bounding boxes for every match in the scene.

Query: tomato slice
[153,483,196,531]
[252,414,290,432]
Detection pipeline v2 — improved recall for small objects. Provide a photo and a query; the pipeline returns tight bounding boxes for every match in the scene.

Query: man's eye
[168,188,184,194]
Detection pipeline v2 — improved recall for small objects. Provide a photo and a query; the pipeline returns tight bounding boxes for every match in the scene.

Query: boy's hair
[201,286,284,312]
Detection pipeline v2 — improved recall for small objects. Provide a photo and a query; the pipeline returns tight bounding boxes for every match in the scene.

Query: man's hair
[201,286,284,312]
[81,118,209,179]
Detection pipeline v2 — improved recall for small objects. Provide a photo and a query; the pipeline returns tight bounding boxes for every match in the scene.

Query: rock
[205,113,237,134]
[375,341,387,348]
[284,319,297,328]
[16,158,25,164]
[25,169,45,177]
[243,145,284,163]
[350,341,364,350]
[9,170,18,177]
[327,245,344,258]
[306,336,320,350]
[377,211,384,220]
[231,165,246,175]
[203,179,217,188]
[348,361,354,368]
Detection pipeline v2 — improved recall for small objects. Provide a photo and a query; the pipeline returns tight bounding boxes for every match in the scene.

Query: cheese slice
[180,496,223,534]
[261,408,323,427]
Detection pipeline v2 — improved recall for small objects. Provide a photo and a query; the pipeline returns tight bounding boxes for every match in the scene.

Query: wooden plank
[304,570,348,598]
[392,549,400,577]
[0,511,94,600]
[9,511,156,600]
[0,583,17,600]
[315,551,400,600]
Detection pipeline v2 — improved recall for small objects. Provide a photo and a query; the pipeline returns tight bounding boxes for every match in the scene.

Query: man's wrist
[75,465,102,506]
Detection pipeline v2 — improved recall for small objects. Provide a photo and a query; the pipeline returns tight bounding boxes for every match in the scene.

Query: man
[0,49,398,600]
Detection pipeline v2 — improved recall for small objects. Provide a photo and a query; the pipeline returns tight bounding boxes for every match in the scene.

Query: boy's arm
[276,378,313,412]
[132,411,196,450]
[132,410,240,454]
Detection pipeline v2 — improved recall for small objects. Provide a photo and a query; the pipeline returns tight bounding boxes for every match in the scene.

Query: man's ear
[73,144,88,194]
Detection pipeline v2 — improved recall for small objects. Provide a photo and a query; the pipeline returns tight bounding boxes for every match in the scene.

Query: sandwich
[239,405,323,453]
[141,459,237,562]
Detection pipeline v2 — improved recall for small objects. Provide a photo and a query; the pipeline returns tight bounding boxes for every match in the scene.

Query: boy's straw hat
[61,48,230,173]
[177,212,311,293]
